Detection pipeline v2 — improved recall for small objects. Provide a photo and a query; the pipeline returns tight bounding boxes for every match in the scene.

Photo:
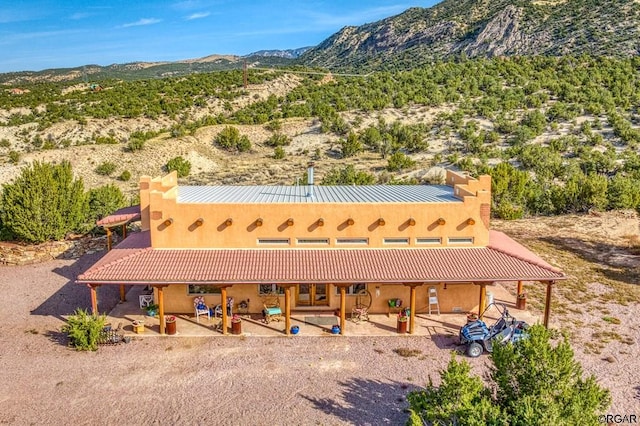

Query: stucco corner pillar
[543,280,555,328]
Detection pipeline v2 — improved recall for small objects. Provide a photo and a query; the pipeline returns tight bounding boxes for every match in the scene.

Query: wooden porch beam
[543,281,555,328]
[478,283,487,318]
[339,285,347,335]
[88,284,99,314]
[284,285,292,335]
[221,286,228,335]
[157,285,166,335]
[106,227,112,251]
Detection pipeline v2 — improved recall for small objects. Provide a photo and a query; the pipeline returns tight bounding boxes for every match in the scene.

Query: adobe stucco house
[77,169,565,335]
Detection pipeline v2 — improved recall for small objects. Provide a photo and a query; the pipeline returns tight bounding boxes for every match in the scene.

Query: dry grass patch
[393,348,423,358]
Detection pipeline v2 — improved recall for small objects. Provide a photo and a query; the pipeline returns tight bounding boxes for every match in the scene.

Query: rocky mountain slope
[300,0,640,69]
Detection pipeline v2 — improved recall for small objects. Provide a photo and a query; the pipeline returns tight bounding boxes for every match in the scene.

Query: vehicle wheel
[467,342,483,357]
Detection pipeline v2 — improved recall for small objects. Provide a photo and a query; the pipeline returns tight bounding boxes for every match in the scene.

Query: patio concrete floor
[104,284,541,338]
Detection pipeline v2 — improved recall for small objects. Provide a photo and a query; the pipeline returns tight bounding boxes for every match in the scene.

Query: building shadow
[300,377,418,425]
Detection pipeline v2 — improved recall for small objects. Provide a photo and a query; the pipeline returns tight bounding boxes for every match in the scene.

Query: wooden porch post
[157,286,166,335]
[408,284,418,334]
[339,285,346,335]
[284,285,292,335]
[121,223,127,239]
[119,285,126,302]
[516,280,523,297]
[106,227,112,251]
[88,284,99,314]
[221,286,228,335]
[478,283,487,318]
[543,281,554,327]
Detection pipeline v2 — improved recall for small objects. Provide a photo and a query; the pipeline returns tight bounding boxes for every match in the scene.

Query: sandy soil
[1,211,639,425]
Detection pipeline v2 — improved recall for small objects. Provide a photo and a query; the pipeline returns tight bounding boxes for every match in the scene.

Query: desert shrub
[273,146,286,159]
[95,161,117,176]
[386,152,415,171]
[166,156,191,178]
[340,132,363,158]
[215,126,251,152]
[265,119,282,132]
[321,165,375,185]
[87,184,126,223]
[0,139,10,148]
[61,308,106,351]
[265,132,291,147]
[118,170,131,181]
[8,151,20,164]
[407,325,610,426]
[0,160,87,242]
[127,138,145,152]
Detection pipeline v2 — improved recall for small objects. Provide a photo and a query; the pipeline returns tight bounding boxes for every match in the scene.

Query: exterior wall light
[317,218,324,227]
[195,218,204,227]
[408,218,416,226]
[225,218,233,226]
[467,218,476,225]
[287,218,294,226]
[255,218,263,227]
[163,218,173,227]
[378,218,386,226]
[437,218,446,225]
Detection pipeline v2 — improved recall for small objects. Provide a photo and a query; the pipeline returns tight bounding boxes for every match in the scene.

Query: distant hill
[299,0,640,70]
[0,55,295,85]
[246,47,312,59]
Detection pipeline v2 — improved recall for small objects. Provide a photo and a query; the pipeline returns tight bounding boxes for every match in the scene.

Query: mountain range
[2,0,640,83]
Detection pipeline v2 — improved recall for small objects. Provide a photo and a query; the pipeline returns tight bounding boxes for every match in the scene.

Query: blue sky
[0,1,440,73]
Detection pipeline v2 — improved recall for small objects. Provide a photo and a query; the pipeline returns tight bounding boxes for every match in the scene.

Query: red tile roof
[77,230,564,285]
[96,205,141,227]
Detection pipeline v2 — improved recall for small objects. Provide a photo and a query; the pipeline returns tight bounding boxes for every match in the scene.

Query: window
[416,237,442,245]
[188,285,221,295]
[334,283,366,295]
[448,237,474,244]
[258,284,285,295]
[383,237,409,245]
[258,238,290,245]
[336,238,368,245]
[297,238,330,245]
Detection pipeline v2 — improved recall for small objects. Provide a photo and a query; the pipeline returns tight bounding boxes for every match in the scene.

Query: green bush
[118,170,131,181]
[127,138,145,152]
[386,152,415,171]
[166,156,192,178]
[8,150,20,165]
[95,161,117,176]
[215,126,252,153]
[407,325,610,425]
[321,165,376,185]
[0,160,87,242]
[87,184,126,223]
[273,146,286,159]
[61,308,106,351]
[265,132,291,147]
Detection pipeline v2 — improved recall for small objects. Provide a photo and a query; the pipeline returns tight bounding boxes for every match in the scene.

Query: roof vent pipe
[307,162,314,198]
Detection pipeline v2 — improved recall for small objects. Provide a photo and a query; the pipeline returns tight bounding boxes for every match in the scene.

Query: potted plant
[231,314,242,335]
[466,312,479,323]
[397,309,408,334]
[145,303,159,317]
[165,315,177,335]
[516,292,527,310]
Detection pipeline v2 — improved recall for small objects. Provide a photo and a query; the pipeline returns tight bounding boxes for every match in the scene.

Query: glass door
[296,284,329,306]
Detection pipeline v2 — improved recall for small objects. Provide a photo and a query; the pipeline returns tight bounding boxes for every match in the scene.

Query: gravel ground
[0,252,637,425]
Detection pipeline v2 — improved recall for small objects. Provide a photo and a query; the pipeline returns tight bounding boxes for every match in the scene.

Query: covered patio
[77,229,565,336]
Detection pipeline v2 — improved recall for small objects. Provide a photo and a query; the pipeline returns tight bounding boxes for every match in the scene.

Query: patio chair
[193,296,210,322]
[351,289,372,323]
[262,293,283,323]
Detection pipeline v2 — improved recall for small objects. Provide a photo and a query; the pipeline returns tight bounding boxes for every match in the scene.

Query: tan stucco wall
[157,282,481,315]
[141,170,492,249]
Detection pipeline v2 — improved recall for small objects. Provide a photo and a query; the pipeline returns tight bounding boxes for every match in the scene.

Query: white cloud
[121,18,162,28]
[186,12,210,20]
